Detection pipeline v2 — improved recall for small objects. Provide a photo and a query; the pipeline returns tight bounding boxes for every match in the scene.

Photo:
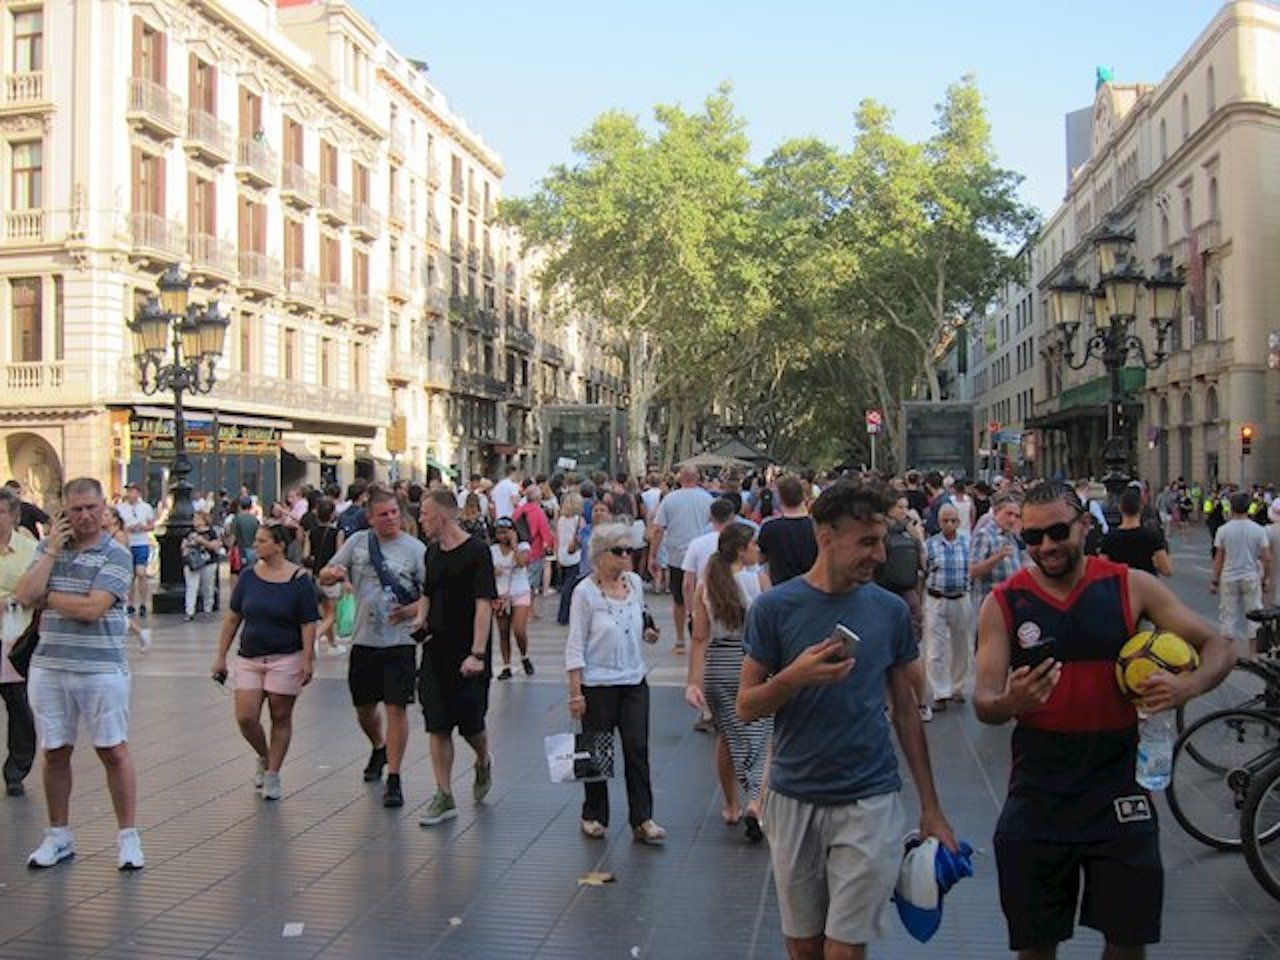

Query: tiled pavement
[1,545,1278,959]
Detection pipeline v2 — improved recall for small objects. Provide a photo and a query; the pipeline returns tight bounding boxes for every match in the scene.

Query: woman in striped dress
[686,522,771,842]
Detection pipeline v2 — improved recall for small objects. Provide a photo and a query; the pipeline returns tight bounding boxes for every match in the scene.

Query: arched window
[1207,66,1217,113]
[1212,278,1223,339]
[1209,177,1219,220]
[1206,386,1219,422]
[1181,93,1190,141]
[1159,397,1169,427]
[1159,119,1167,162]
[1181,391,1194,424]
[1183,196,1193,236]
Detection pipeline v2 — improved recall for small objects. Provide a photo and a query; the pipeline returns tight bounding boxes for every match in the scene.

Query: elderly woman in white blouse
[566,522,665,844]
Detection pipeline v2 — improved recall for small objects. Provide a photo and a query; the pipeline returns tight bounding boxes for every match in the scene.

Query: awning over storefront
[131,406,292,431]
[1027,369,1147,431]
[426,456,458,478]
[280,440,318,463]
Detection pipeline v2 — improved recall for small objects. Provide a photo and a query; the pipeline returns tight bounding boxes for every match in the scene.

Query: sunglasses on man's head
[607,546,636,557]
[1021,520,1075,546]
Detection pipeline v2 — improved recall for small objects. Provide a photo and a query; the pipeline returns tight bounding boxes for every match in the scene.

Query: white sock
[49,825,72,841]
[118,827,138,840]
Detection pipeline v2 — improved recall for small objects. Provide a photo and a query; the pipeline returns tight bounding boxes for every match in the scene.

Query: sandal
[632,820,667,845]
[580,819,606,839]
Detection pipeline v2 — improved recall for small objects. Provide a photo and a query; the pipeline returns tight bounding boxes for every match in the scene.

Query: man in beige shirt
[0,486,37,796]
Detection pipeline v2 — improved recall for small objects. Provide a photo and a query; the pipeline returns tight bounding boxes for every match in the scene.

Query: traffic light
[1242,425,1254,456]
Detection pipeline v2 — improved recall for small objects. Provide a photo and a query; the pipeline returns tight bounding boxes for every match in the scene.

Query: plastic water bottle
[1136,710,1175,791]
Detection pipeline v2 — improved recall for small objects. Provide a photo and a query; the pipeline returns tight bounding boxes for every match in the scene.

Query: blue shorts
[129,544,150,569]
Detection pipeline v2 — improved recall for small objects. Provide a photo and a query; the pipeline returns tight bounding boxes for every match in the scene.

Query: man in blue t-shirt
[740,480,957,958]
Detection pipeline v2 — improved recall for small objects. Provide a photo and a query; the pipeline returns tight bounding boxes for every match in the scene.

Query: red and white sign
[988,420,1001,435]
[865,409,884,434]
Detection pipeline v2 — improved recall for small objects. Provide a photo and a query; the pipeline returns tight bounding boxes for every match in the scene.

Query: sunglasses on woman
[1021,520,1076,546]
[607,546,636,557]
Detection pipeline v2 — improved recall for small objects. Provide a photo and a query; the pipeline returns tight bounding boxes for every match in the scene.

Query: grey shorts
[762,790,905,946]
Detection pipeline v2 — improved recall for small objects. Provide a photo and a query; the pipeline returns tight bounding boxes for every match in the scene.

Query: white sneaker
[254,756,267,789]
[117,828,144,871]
[261,772,282,801]
[27,828,74,868]
[919,704,934,723]
[327,643,348,657]
[138,628,152,653]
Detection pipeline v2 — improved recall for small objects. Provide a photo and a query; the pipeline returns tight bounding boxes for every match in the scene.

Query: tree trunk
[662,396,682,472]
[626,329,656,476]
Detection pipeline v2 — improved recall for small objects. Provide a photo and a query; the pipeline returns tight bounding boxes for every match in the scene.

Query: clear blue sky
[356,0,1227,218]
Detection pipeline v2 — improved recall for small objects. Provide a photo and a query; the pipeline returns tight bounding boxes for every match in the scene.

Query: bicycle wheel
[1177,659,1275,746]
[1242,756,1280,901]
[1166,708,1280,850]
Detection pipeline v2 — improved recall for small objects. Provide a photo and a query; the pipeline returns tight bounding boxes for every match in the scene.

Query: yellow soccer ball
[1115,629,1200,699]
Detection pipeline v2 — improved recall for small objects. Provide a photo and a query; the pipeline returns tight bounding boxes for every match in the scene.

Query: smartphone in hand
[829,623,861,663]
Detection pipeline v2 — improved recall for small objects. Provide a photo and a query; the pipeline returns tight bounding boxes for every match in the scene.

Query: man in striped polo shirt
[15,477,143,870]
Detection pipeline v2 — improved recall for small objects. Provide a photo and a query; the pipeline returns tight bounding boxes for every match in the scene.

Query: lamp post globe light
[127,264,230,611]
[1048,219,1184,508]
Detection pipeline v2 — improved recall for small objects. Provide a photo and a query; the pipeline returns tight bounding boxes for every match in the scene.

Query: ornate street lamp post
[127,265,230,609]
[1049,222,1184,507]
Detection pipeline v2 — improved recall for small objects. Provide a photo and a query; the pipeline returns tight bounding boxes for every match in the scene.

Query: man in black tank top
[973,481,1234,959]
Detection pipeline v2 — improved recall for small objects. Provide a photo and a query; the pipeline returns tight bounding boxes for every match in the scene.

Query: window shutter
[132,17,144,77]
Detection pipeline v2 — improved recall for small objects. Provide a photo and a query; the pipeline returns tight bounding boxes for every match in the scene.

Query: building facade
[1030,0,1280,488]
[0,0,625,509]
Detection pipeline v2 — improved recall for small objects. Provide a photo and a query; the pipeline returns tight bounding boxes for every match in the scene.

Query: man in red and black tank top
[974,481,1234,960]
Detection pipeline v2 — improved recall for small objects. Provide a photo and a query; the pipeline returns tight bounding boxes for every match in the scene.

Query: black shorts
[668,565,687,606]
[418,659,489,737]
[994,832,1163,950]
[347,645,417,707]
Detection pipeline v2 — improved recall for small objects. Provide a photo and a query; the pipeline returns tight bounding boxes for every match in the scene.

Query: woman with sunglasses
[491,517,534,679]
[211,523,319,800]
[565,523,665,844]
[686,522,771,841]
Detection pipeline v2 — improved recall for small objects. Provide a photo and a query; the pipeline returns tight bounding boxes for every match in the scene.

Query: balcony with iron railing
[421,357,452,391]
[354,293,385,332]
[236,138,277,186]
[450,237,464,261]
[281,163,318,208]
[129,211,186,261]
[238,251,281,296]
[539,341,565,365]
[319,182,351,224]
[320,282,355,319]
[127,76,183,138]
[387,195,406,228]
[472,308,499,338]
[1195,218,1222,253]
[3,209,43,244]
[483,253,495,277]
[352,201,382,239]
[214,370,392,425]
[425,287,448,316]
[427,158,442,187]
[426,215,442,247]
[508,326,537,353]
[466,189,480,214]
[283,267,320,308]
[389,127,406,159]
[387,271,412,303]
[186,109,233,163]
[466,246,479,269]
[3,71,44,107]
[188,233,236,279]
[450,175,464,201]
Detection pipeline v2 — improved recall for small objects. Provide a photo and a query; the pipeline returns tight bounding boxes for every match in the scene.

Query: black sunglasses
[607,546,636,557]
[1021,520,1075,546]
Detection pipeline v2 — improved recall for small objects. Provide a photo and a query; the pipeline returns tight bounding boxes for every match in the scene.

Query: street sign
[865,409,883,434]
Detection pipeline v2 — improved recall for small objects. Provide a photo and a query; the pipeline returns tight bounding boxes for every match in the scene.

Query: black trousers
[1,681,35,787]
[581,681,652,828]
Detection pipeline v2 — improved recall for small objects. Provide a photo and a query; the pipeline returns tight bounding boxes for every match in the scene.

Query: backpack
[513,508,533,546]
[338,504,367,538]
[877,522,920,592]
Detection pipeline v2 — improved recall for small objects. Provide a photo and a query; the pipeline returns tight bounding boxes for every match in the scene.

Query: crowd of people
[0,460,1254,959]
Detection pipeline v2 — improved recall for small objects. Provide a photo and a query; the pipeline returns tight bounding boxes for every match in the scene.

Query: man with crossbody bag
[320,489,425,808]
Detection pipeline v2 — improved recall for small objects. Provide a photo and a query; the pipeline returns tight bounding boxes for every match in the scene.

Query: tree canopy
[505,76,1037,472]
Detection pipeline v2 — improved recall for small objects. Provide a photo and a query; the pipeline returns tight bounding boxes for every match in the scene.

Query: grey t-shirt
[653,487,713,569]
[1215,518,1270,583]
[742,577,916,805]
[329,530,427,648]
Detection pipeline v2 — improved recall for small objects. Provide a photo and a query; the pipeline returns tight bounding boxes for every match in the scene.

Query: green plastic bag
[335,590,356,639]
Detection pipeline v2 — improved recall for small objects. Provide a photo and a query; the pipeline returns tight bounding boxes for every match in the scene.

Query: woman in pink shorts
[211,524,320,800]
